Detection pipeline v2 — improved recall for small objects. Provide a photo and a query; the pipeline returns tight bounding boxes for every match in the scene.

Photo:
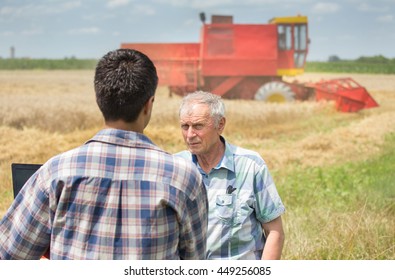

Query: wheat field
[1,70,394,259]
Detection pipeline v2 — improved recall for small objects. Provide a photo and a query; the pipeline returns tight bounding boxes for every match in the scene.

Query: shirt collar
[218,136,235,173]
[86,128,163,152]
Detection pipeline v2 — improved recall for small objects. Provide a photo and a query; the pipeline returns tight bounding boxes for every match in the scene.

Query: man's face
[180,103,223,156]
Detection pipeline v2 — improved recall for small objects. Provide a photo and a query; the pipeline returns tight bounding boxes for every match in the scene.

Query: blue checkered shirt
[176,137,285,259]
[0,129,208,260]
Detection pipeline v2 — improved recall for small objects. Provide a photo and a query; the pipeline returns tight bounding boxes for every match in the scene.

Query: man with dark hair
[0,49,208,260]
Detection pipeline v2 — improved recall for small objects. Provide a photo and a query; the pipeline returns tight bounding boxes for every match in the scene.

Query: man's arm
[261,216,285,260]
[178,165,208,260]
[0,170,51,260]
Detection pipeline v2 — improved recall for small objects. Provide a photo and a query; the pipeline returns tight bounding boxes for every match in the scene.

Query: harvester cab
[269,15,309,77]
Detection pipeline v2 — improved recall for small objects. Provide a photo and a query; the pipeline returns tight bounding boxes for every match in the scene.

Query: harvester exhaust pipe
[199,12,206,24]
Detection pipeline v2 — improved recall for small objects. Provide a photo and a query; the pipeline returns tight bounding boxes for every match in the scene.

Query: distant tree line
[0,55,394,74]
[0,57,98,70]
[306,55,395,74]
[328,55,395,63]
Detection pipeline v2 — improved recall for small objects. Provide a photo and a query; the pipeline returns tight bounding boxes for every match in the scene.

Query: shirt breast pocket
[215,194,235,223]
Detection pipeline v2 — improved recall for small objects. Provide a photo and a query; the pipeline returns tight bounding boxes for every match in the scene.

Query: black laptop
[11,163,42,198]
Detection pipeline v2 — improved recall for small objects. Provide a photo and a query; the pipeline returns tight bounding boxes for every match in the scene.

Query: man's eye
[194,124,204,130]
[181,124,189,130]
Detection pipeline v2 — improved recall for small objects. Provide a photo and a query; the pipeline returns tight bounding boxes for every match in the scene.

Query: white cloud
[153,0,280,9]
[68,27,100,35]
[377,14,393,22]
[61,1,82,10]
[311,2,340,14]
[153,0,311,9]
[21,28,43,35]
[357,3,389,13]
[184,18,196,26]
[0,6,14,16]
[132,4,156,15]
[0,2,82,20]
[338,34,355,40]
[107,0,130,8]
[314,35,330,42]
[0,31,14,36]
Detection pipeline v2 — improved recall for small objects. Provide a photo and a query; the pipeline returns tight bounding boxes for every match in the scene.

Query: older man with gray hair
[176,90,285,260]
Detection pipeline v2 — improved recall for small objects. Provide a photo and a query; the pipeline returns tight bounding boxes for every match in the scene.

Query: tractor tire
[254,81,295,102]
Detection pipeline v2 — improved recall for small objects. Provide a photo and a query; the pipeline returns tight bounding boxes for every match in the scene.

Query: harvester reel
[255,81,295,102]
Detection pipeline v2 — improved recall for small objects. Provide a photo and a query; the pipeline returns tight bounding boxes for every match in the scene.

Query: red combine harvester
[121,13,378,112]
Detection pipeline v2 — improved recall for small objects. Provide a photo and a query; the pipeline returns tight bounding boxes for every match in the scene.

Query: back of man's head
[94,49,158,123]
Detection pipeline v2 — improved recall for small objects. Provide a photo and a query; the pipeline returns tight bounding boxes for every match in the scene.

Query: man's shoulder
[226,142,266,165]
[172,151,199,173]
[164,153,203,197]
[227,142,261,158]
[174,150,192,159]
[170,152,199,175]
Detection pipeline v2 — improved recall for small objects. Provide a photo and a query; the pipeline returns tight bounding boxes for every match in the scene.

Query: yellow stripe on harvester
[269,16,308,24]
[277,68,305,76]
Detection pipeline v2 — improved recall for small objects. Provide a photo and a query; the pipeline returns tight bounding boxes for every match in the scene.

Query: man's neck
[196,139,225,174]
[104,119,144,133]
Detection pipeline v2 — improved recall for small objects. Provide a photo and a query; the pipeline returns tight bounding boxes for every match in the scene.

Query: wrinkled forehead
[180,102,210,116]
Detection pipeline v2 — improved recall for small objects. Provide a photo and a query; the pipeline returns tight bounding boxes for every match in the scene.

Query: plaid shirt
[176,137,285,259]
[0,129,208,260]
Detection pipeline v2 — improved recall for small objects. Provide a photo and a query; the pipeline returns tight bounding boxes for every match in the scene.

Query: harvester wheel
[254,81,295,102]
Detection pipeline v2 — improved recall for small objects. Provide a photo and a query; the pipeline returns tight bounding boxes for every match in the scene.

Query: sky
[0,0,394,61]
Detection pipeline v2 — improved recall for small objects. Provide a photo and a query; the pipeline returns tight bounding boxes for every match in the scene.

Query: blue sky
[0,0,394,61]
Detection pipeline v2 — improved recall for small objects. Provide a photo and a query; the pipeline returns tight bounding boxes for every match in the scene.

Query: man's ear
[143,96,155,115]
[218,117,226,132]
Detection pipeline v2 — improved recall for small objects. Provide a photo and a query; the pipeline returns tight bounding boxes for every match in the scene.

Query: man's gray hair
[179,91,225,128]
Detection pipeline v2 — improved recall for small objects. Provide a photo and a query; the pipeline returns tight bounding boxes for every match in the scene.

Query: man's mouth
[188,142,200,147]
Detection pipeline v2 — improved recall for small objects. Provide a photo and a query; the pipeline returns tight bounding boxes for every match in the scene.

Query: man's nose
[186,127,196,138]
